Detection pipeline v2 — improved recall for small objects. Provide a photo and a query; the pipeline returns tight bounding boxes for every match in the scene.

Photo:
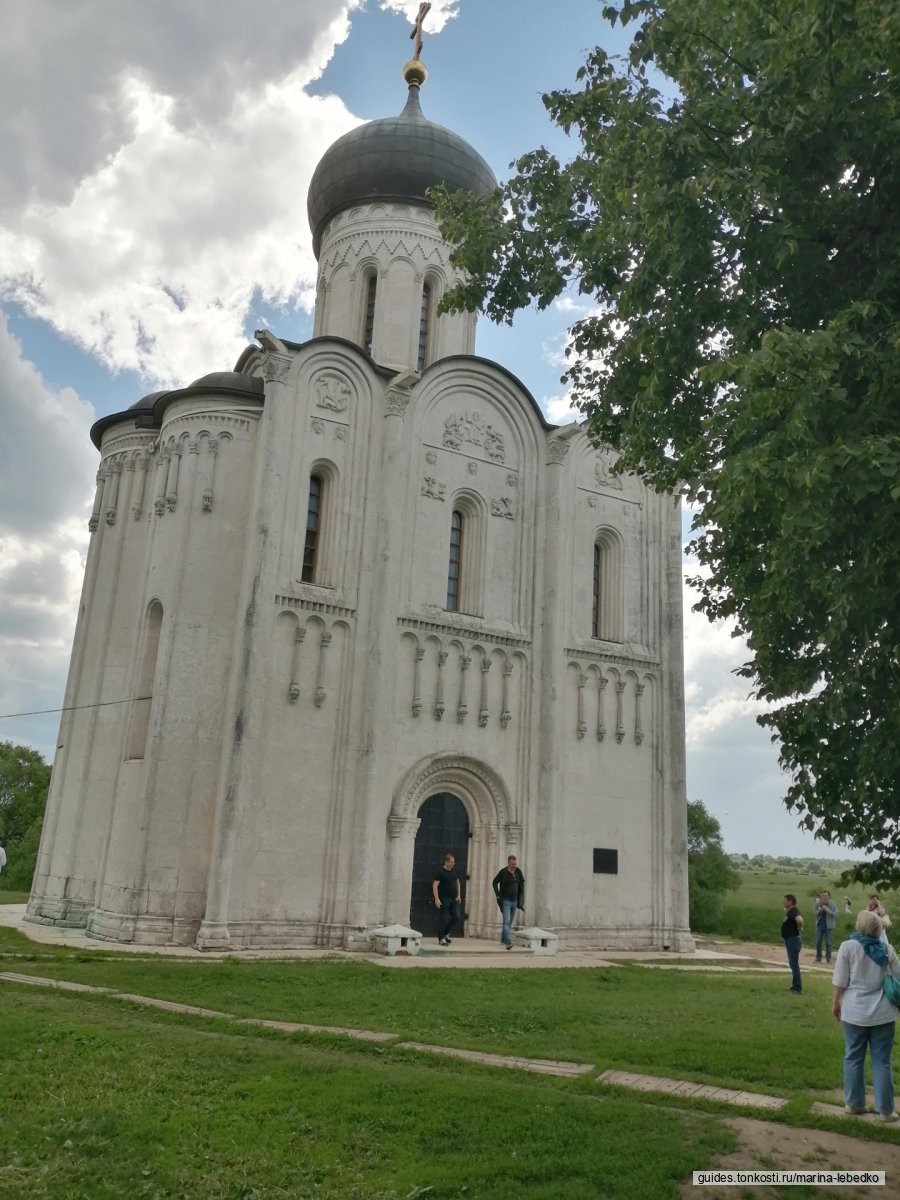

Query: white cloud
[0,1,369,387]
[0,1,362,214]
[543,392,580,425]
[0,317,94,751]
[378,1,459,35]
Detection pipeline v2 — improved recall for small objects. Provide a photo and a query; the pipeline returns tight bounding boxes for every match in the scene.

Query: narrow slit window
[126,601,163,760]
[363,274,377,355]
[592,542,602,638]
[302,475,322,583]
[447,510,463,611]
[417,282,432,372]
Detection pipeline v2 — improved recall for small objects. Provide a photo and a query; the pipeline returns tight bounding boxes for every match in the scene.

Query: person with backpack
[833,908,900,1122]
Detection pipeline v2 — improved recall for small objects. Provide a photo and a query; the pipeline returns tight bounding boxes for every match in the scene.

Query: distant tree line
[0,741,49,891]
[728,853,862,875]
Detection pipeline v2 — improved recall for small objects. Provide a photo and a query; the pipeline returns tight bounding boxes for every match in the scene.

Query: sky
[0,0,836,858]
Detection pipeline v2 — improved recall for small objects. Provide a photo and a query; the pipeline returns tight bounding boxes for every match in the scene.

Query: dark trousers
[784,934,803,992]
[438,900,461,940]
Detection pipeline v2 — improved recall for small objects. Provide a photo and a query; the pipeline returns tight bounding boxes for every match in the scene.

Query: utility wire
[0,697,152,720]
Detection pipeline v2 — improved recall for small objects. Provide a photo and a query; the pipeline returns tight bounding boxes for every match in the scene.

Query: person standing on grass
[432,852,462,947]
[492,854,525,950]
[0,842,6,874]
[814,890,838,964]
[782,893,804,994]
[832,909,900,1122]
[845,898,853,915]
[869,896,892,933]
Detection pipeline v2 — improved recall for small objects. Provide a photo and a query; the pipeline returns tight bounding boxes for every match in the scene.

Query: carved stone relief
[313,371,351,413]
[595,450,623,490]
[490,497,515,520]
[421,477,447,501]
[442,411,505,462]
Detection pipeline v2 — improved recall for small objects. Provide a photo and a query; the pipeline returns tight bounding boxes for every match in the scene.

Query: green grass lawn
[2,987,733,1200]
[717,869,898,947]
[0,926,843,1095]
[6,922,900,1199]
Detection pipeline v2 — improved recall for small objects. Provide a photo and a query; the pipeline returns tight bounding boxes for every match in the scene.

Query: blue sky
[0,0,834,858]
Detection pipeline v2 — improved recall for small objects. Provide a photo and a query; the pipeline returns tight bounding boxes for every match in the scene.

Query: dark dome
[307,84,497,256]
[128,390,168,412]
[185,371,264,393]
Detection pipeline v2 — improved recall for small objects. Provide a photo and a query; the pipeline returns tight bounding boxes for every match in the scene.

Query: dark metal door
[409,792,469,937]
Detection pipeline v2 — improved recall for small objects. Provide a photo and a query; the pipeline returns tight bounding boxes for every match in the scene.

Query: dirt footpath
[680,1116,900,1199]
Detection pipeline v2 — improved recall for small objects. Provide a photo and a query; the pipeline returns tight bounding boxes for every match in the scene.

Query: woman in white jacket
[833,909,900,1121]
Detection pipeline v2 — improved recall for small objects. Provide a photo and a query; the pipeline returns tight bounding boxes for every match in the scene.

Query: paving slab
[236,1017,396,1043]
[0,970,112,995]
[597,1068,787,1111]
[397,1041,594,1077]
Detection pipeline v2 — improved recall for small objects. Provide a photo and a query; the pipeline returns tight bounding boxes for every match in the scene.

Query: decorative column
[385,814,421,925]
[535,434,573,926]
[288,626,306,703]
[131,451,148,521]
[596,673,608,742]
[478,657,491,727]
[456,654,470,723]
[105,458,122,525]
[153,446,168,516]
[202,437,219,513]
[615,680,626,744]
[165,441,183,511]
[635,682,645,745]
[89,465,106,532]
[576,671,587,739]
[500,659,512,730]
[412,646,425,717]
[314,629,332,707]
[196,351,293,951]
[345,379,414,932]
[434,649,447,720]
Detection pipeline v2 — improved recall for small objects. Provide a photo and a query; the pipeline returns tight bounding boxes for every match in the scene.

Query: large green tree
[686,801,741,931]
[434,0,900,881]
[0,741,50,891]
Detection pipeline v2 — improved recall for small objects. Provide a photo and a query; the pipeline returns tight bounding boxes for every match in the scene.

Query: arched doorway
[409,792,470,938]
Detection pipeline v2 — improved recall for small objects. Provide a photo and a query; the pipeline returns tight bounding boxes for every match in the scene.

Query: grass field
[717,869,898,947]
[0,925,857,1095]
[4,917,900,1198]
[2,985,738,1200]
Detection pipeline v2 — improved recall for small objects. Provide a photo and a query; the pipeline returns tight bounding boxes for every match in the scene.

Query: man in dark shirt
[781,892,805,994]
[492,855,525,950]
[432,853,462,946]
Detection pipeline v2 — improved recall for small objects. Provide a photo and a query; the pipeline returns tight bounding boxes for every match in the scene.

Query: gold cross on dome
[410,2,431,61]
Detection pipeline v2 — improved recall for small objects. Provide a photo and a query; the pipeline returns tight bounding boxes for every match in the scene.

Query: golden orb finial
[403,58,428,88]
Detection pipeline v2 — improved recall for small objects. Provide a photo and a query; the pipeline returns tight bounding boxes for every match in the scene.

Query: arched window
[417,281,432,372]
[126,600,163,760]
[592,542,603,639]
[447,510,463,611]
[591,530,623,641]
[362,272,377,355]
[302,475,323,583]
[445,495,485,615]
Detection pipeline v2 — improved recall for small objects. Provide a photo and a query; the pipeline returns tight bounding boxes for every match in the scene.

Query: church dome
[307,84,497,257]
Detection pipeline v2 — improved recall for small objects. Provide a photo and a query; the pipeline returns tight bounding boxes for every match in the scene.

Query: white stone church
[28,59,693,952]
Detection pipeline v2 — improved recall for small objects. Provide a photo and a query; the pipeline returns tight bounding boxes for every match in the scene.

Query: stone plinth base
[513,926,559,955]
[369,924,422,956]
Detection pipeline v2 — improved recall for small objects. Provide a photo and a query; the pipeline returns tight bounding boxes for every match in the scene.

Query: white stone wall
[29,192,692,952]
